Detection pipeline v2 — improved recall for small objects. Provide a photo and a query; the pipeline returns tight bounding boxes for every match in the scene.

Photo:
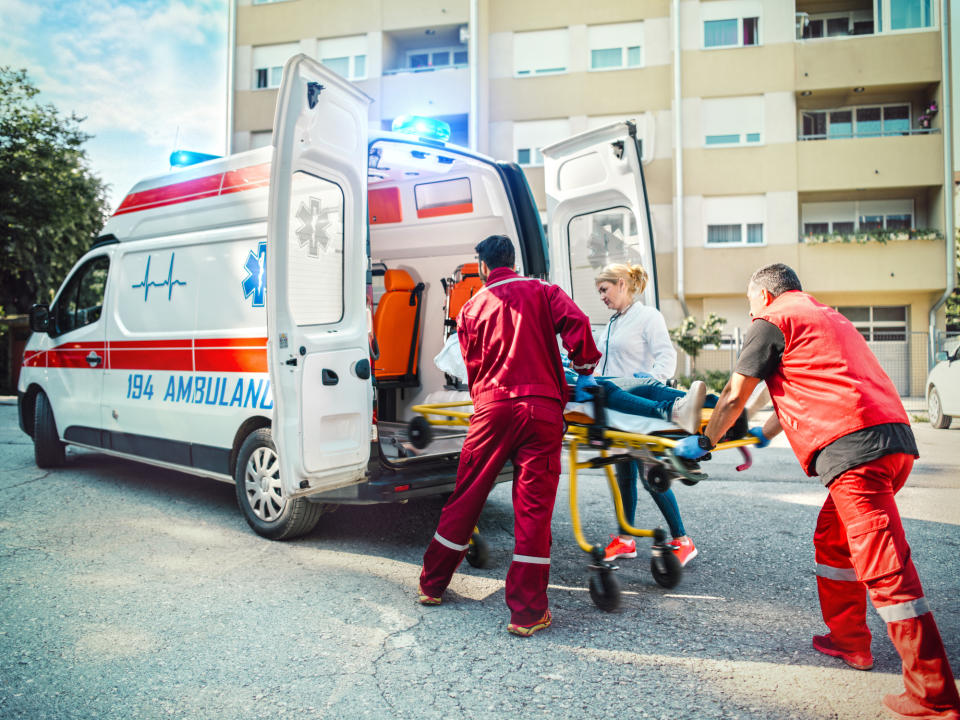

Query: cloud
[0,0,228,209]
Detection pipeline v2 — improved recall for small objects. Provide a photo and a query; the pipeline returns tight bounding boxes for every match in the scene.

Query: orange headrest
[384,269,415,292]
[460,262,479,276]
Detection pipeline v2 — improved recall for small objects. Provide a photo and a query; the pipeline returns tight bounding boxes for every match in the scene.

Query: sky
[0,0,228,212]
[0,0,958,215]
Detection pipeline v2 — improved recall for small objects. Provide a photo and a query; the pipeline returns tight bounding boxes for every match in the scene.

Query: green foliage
[947,229,960,333]
[0,67,109,315]
[676,370,729,394]
[669,313,726,372]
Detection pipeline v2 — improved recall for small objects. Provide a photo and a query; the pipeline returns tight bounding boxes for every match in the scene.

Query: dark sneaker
[507,609,552,637]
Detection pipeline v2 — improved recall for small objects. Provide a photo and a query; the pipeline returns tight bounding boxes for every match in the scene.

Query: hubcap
[244,446,284,522]
[928,390,940,421]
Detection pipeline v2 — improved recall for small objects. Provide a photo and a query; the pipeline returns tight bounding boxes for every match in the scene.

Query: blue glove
[632,371,652,379]
[674,434,709,460]
[574,374,598,403]
[748,426,770,448]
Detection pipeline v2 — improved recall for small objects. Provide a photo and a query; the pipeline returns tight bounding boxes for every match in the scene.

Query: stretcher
[407,386,760,612]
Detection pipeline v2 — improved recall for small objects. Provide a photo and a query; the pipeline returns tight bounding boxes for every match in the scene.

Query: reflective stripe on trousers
[876,597,930,623]
[815,563,858,582]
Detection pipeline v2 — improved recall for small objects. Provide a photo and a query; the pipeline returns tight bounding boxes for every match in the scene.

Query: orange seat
[445,262,483,328]
[373,269,424,384]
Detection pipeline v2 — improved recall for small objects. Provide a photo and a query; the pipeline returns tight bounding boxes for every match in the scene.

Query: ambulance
[18,55,657,540]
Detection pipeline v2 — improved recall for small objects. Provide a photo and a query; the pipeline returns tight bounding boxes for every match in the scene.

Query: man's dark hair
[475,235,515,270]
[750,263,802,297]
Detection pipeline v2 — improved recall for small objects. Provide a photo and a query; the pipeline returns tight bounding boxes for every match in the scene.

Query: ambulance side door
[541,122,658,319]
[267,54,373,496]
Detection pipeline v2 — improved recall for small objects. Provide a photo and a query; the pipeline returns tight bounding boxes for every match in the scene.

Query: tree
[669,312,726,373]
[0,67,109,316]
[946,229,960,333]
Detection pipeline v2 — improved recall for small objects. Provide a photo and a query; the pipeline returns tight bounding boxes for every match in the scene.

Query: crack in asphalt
[0,471,51,491]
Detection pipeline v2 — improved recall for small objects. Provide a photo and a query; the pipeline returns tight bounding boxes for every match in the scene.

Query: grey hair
[749,263,802,297]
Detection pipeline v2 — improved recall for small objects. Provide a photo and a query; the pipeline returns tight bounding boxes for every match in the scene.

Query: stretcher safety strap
[433,532,469,552]
[815,563,859,582]
[876,597,930,623]
[512,553,550,565]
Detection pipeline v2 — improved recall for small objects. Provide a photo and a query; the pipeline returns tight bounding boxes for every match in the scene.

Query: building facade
[230,0,952,393]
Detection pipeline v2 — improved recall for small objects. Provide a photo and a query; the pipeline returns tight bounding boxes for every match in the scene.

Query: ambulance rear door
[542,122,659,317]
[267,54,373,496]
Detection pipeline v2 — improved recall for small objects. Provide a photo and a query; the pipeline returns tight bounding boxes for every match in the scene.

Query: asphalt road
[1,399,958,720]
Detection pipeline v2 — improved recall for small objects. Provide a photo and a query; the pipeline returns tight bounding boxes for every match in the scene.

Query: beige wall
[683,45,794,98]
[487,0,669,33]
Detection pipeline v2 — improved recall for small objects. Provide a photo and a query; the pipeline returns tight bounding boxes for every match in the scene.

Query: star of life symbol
[242,241,267,307]
[294,196,336,258]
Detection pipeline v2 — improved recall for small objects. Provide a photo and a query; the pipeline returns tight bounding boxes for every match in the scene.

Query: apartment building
[230,0,952,393]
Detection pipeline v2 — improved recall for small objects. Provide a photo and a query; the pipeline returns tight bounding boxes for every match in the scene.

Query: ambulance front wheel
[34,391,66,468]
[234,428,323,541]
[466,532,490,569]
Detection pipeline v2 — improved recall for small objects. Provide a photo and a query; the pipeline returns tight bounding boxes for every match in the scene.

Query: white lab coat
[595,303,677,383]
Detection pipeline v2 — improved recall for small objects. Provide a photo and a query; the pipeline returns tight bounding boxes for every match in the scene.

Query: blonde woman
[592,263,704,567]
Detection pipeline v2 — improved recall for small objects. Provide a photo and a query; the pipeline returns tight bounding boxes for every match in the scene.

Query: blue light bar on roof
[170,150,221,168]
[391,115,451,143]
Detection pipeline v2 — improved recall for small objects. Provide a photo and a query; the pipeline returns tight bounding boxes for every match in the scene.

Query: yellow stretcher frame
[409,400,758,556]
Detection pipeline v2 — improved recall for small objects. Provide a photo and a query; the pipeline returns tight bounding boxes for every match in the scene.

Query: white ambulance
[18,55,658,540]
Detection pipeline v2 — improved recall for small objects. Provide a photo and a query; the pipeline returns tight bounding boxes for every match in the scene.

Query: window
[802,11,875,38]
[704,17,760,47]
[800,104,912,140]
[318,35,368,80]
[52,256,110,336]
[801,199,914,237]
[588,22,644,71]
[402,46,468,71]
[252,42,299,89]
[513,28,569,76]
[702,96,763,147]
[837,306,907,342]
[513,118,571,166]
[567,207,644,322]
[883,0,935,31]
[703,195,765,247]
[415,177,473,219]
[287,172,344,325]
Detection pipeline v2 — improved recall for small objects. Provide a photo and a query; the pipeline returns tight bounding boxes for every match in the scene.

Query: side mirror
[29,304,50,334]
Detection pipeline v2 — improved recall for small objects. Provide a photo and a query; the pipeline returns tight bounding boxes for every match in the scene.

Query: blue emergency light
[170,150,222,168]
[391,115,451,143]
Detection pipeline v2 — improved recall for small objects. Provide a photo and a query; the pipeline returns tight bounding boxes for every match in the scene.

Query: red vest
[757,291,908,475]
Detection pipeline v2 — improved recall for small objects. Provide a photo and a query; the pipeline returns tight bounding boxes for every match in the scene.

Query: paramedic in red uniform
[674,263,960,720]
[418,234,601,637]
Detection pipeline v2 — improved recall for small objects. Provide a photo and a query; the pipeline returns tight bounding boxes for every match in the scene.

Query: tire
[928,387,952,429]
[466,532,490,569]
[34,391,66,468]
[234,428,323,540]
[650,548,682,589]
[588,569,621,612]
[646,465,672,494]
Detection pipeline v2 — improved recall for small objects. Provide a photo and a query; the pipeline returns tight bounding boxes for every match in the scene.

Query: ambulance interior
[366,137,525,463]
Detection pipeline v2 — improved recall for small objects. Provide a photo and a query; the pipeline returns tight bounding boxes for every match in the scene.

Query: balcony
[378,65,470,119]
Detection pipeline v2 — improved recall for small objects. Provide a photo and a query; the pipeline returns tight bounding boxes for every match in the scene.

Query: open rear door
[267,54,373,496]
[542,122,658,322]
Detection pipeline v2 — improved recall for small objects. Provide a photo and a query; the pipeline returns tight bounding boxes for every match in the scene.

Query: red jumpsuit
[419,267,600,625]
[759,292,960,717]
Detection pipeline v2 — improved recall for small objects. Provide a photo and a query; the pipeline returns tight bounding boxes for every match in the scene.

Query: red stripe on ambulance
[112,163,270,216]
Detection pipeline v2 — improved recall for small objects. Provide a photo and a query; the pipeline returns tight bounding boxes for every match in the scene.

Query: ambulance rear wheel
[466,532,490,569]
[234,428,322,540]
[588,569,621,612]
[34,391,65,468]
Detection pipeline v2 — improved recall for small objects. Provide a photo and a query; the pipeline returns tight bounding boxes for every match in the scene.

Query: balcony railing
[382,63,468,77]
[798,127,939,141]
[799,228,943,244]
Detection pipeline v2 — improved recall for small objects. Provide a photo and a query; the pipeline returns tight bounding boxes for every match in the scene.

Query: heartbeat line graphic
[131,253,188,301]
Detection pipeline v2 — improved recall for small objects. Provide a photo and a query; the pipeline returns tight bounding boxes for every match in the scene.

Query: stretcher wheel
[650,548,682,589]
[588,568,621,612]
[408,416,433,449]
[646,465,672,494]
[678,474,700,486]
[466,532,490,569]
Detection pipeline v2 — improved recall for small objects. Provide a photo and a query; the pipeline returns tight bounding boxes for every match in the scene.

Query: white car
[927,344,960,428]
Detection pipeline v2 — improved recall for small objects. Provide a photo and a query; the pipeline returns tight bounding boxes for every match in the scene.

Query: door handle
[86,351,102,367]
[321,369,338,386]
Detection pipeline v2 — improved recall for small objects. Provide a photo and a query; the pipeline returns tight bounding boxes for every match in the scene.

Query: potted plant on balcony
[918,101,938,129]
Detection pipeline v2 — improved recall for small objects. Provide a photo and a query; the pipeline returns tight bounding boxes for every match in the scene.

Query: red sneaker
[603,535,637,561]
[882,692,960,719]
[812,633,873,670]
[507,609,552,637]
[668,537,698,567]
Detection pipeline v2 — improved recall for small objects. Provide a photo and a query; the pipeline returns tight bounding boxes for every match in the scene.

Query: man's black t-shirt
[735,319,917,486]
